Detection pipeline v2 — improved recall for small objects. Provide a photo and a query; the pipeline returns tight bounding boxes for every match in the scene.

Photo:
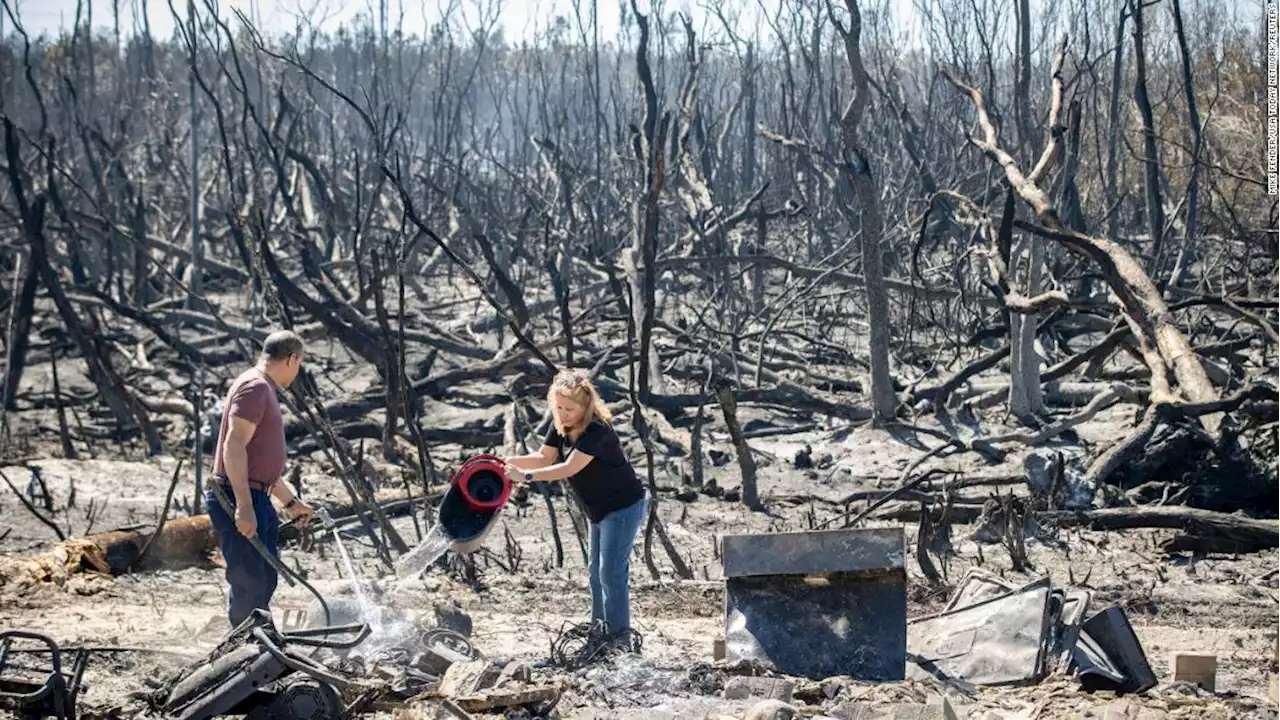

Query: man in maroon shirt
[206,330,313,627]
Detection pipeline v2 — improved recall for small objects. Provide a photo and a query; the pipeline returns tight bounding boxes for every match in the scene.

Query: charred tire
[247,678,341,720]
[415,628,477,674]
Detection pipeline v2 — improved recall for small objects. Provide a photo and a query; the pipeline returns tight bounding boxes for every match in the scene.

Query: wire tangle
[548,621,644,670]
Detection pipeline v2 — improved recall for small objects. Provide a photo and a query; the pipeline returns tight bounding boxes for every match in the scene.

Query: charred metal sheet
[1072,629,1127,690]
[722,528,906,681]
[907,577,1053,685]
[722,527,905,578]
[1052,589,1092,673]
[941,568,1018,613]
[1075,606,1156,694]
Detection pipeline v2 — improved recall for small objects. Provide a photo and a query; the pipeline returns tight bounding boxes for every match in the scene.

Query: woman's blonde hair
[547,369,612,438]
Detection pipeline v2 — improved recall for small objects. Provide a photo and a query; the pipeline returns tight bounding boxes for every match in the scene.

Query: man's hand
[234,503,258,539]
[284,498,313,526]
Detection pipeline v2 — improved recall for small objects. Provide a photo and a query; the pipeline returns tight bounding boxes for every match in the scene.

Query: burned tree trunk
[1166,0,1204,287]
[834,0,896,423]
[1104,6,1130,243]
[3,120,157,451]
[2,253,37,412]
[715,380,759,509]
[940,39,1223,437]
[625,0,668,402]
[1130,0,1166,269]
[1008,0,1045,421]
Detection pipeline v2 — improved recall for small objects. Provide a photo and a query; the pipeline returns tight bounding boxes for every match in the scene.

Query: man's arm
[269,481,295,506]
[270,481,313,524]
[223,417,257,506]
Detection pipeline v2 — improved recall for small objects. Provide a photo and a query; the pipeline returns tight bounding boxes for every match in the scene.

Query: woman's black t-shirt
[544,420,645,523]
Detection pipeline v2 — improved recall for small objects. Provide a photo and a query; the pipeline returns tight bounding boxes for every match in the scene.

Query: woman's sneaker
[603,628,641,655]
[570,621,611,667]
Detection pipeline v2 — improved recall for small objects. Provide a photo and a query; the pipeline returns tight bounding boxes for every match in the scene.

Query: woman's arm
[510,450,594,482]
[506,444,557,470]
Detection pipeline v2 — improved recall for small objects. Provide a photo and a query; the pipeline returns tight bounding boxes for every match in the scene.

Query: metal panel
[1052,589,1092,673]
[721,527,905,578]
[1077,606,1156,693]
[941,568,1019,613]
[725,570,907,681]
[907,578,1053,685]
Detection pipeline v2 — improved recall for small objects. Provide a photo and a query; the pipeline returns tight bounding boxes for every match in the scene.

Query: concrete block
[439,660,500,698]
[723,676,795,702]
[1170,652,1216,692]
[713,638,725,661]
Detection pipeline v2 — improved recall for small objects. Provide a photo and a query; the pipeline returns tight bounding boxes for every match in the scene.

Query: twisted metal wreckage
[0,455,595,720]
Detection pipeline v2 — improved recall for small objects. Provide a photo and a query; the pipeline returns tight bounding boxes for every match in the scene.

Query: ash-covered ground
[2,412,1276,719]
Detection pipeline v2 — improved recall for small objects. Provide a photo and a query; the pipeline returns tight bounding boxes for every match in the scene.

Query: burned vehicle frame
[159,610,373,720]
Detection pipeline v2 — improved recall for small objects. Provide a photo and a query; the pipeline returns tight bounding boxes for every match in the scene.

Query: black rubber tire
[246,677,341,720]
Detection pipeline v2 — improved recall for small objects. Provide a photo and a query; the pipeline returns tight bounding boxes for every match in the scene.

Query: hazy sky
[4,0,926,45]
[3,0,1261,50]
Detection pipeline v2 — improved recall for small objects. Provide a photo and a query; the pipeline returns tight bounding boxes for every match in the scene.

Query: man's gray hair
[261,330,304,361]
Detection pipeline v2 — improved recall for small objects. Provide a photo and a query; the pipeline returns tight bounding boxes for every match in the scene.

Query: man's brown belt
[209,476,273,493]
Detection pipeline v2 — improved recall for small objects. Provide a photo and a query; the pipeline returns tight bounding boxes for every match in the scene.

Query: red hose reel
[451,454,513,512]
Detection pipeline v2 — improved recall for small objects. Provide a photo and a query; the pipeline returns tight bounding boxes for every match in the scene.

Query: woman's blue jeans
[205,487,280,628]
[587,494,648,636]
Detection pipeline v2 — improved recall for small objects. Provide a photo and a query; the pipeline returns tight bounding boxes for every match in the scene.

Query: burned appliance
[721,527,907,681]
[161,610,370,720]
[0,630,88,720]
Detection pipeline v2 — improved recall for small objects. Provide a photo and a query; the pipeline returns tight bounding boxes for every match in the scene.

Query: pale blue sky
[2,0,1261,55]
[3,0,926,46]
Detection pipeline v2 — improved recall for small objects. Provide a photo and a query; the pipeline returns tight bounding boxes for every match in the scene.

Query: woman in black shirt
[503,370,648,651]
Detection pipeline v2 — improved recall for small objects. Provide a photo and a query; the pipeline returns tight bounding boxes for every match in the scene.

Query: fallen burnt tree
[1041,505,1279,553]
[932,40,1276,515]
[0,487,433,596]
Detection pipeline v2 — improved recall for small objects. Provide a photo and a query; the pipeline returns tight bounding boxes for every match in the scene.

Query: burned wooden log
[1041,506,1278,553]
[91,515,219,573]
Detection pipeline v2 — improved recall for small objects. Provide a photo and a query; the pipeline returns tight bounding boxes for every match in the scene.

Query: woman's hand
[504,463,528,485]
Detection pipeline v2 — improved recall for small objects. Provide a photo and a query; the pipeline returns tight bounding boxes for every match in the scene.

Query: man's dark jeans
[205,487,280,628]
